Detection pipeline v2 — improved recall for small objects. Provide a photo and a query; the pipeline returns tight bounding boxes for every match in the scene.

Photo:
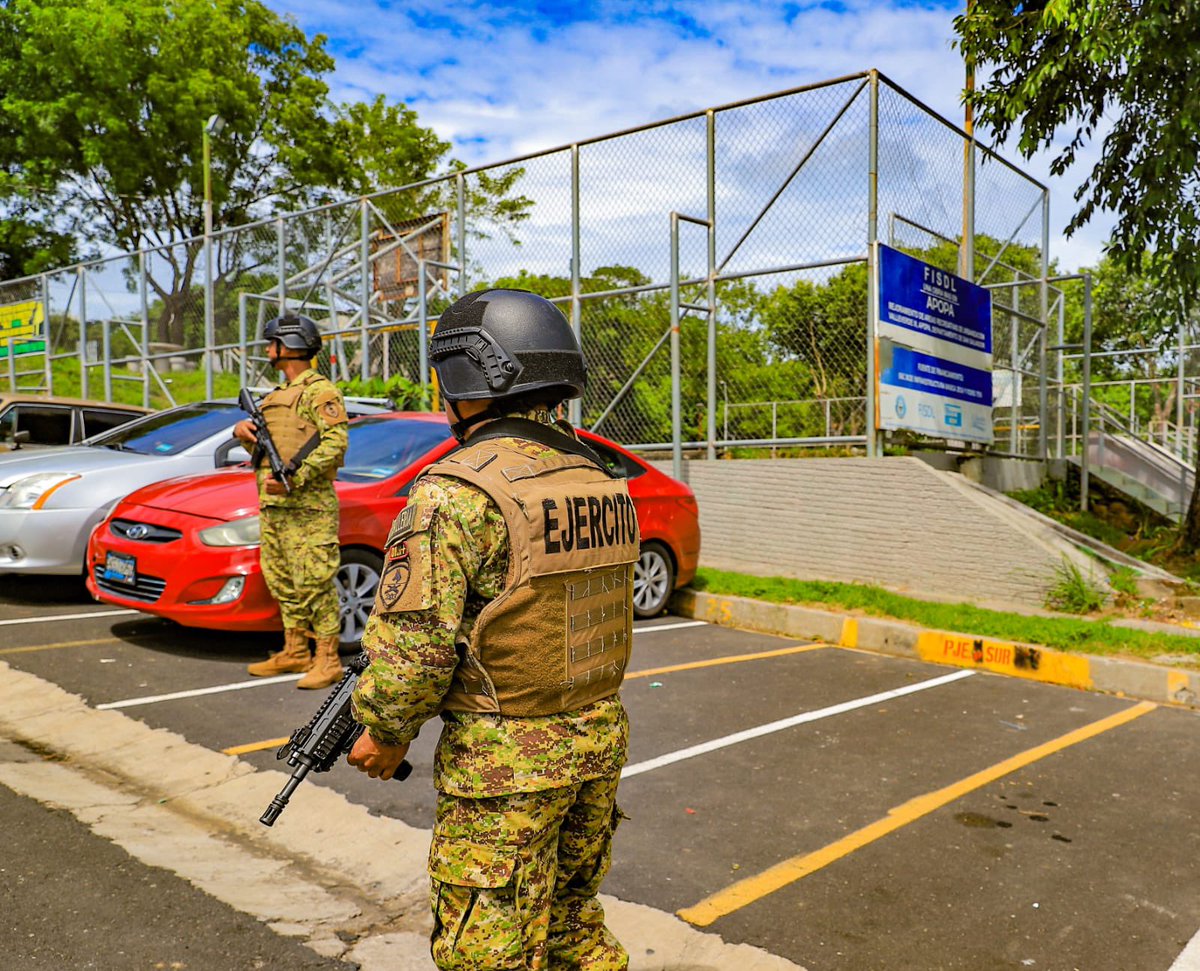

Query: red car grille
[110,519,183,543]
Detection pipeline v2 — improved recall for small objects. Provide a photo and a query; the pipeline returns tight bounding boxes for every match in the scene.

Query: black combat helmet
[429,289,587,404]
[263,313,323,358]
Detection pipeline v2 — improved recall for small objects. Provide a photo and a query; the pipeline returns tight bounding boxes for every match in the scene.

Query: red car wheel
[336,548,383,650]
[633,541,675,619]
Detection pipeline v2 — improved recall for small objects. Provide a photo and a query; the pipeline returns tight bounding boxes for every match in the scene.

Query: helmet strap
[448,400,504,442]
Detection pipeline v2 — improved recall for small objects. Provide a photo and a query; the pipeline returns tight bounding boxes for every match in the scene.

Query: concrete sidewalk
[671,589,1200,710]
[0,658,805,971]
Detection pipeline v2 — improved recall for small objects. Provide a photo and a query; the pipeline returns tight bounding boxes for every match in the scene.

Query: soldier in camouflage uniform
[347,289,636,969]
[234,314,349,691]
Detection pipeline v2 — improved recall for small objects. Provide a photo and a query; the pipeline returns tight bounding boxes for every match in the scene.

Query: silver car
[0,402,250,575]
[0,395,392,577]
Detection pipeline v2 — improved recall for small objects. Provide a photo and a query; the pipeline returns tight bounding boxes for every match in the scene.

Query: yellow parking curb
[676,589,1200,709]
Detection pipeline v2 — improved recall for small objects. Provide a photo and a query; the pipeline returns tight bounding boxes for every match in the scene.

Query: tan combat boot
[296,634,343,689]
[247,628,313,677]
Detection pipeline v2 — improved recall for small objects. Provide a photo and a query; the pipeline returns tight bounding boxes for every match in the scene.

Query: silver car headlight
[0,472,82,510]
[198,515,261,547]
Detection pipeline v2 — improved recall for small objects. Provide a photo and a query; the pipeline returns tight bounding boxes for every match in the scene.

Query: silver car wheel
[633,542,675,619]
[336,550,382,648]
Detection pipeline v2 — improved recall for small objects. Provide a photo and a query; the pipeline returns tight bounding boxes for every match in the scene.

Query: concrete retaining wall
[652,456,1097,611]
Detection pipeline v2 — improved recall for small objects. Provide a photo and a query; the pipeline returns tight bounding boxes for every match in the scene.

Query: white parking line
[96,673,304,709]
[620,669,976,778]
[91,620,710,710]
[634,620,708,633]
[0,609,139,627]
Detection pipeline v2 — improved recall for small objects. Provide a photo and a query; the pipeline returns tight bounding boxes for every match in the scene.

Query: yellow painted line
[0,636,121,655]
[219,646,827,758]
[840,617,858,648]
[627,644,826,680]
[916,630,1093,690]
[223,737,290,756]
[678,700,1157,927]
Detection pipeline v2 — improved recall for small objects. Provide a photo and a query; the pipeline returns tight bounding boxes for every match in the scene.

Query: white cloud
[270,0,1112,272]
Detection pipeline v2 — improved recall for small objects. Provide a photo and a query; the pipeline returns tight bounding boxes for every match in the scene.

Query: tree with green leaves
[0,0,528,348]
[955,1,1200,544]
[760,264,866,404]
[953,0,1199,307]
[0,206,79,280]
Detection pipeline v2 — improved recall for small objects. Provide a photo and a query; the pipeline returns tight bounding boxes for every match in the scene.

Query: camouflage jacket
[256,369,348,513]
[351,409,629,798]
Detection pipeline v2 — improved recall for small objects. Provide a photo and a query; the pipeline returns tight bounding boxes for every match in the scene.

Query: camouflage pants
[259,506,340,638]
[429,774,627,970]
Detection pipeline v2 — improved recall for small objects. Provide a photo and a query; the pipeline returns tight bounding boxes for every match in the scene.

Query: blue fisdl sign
[875,244,993,444]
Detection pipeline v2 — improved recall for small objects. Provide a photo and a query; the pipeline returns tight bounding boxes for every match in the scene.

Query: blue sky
[269,0,1109,272]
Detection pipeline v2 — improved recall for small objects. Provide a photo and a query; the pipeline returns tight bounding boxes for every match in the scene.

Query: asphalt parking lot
[2,574,1199,971]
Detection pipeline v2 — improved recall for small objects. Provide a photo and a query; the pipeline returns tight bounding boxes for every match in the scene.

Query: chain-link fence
[0,71,1054,466]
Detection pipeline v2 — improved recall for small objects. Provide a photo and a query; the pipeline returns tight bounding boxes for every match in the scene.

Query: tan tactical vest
[259,372,334,478]
[430,437,641,717]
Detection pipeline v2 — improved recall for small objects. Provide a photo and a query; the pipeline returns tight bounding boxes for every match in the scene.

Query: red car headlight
[198,515,261,547]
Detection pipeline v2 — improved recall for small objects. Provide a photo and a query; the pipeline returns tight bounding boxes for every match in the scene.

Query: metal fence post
[102,317,112,402]
[865,70,880,458]
[276,217,287,313]
[961,125,976,280]
[669,212,682,480]
[139,252,150,406]
[1010,280,1019,454]
[78,266,88,400]
[418,259,429,387]
[706,109,717,460]
[203,232,215,400]
[1177,299,1187,458]
[360,198,371,381]
[1057,297,1066,458]
[1039,188,1050,461]
[456,173,467,293]
[238,291,248,390]
[41,274,52,396]
[1080,274,1093,512]
[570,143,582,428]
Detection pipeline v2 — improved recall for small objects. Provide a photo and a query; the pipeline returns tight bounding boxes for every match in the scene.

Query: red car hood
[121,468,378,522]
[124,468,262,521]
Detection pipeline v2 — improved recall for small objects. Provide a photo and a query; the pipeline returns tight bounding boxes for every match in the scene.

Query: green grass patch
[35,358,243,410]
[690,567,1200,662]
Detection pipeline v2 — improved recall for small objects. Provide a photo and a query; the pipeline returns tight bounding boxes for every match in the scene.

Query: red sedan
[85,412,700,646]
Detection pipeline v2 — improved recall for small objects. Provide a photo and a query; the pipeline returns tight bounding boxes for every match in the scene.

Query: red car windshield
[338,417,451,482]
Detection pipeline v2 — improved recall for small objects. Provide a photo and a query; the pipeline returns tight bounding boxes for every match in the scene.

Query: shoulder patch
[373,501,437,614]
[311,386,347,425]
[385,501,435,546]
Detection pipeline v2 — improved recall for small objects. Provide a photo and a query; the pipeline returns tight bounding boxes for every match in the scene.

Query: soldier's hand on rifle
[232,419,258,447]
[348,731,411,780]
[264,478,289,496]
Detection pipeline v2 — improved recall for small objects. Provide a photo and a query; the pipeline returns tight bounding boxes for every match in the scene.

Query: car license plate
[103,551,137,586]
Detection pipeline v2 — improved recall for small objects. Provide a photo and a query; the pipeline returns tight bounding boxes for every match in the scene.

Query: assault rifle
[238,388,291,494]
[259,652,412,827]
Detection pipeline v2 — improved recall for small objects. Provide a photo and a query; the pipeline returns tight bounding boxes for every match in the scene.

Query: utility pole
[202,113,225,399]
